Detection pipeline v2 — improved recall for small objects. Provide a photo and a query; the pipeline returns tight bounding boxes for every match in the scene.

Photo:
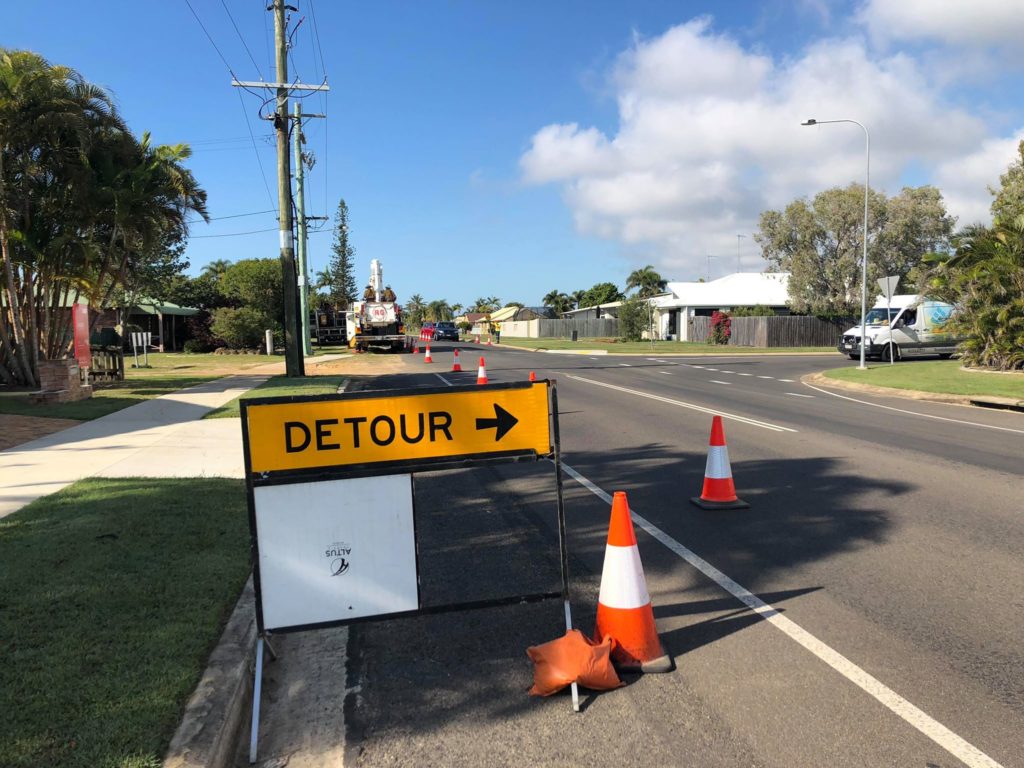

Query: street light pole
[802,118,871,370]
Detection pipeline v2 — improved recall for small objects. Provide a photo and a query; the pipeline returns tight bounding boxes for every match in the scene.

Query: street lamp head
[801,119,817,126]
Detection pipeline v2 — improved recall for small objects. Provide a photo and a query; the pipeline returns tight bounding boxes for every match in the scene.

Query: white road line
[659,371,672,375]
[721,370,736,374]
[757,375,773,379]
[779,378,795,382]
[560,463,1005,768]
[786,392,815,398]
[562,373,796,432]
[737,373,754,377]
[706,368,720,371]
[434,373,453,386]
[590,357,600,360]
[804,382,1024,435]
[619,363,632,367]
[709,380,731,385]
[691,365,706,369]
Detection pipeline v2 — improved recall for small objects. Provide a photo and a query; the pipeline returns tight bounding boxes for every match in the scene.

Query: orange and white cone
[528,370,536,382]
[690,415,749,509]
[594,491,672,673]
[476,357,488,385]
[412,343,419,355]
[424,345,433,363]
[451,348,462,372]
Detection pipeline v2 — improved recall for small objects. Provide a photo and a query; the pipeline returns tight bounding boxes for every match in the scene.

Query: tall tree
[578,282,623,308]
[324,199,358,307]
[0,49,207,385]
[201,259,232,280]
[571,289,587,309]
[991,140,1024,228]
[625,266,667,298]
[424,299,452,322]
[756,183,953,315]
[405,293,425,327]
[542,290,572,314]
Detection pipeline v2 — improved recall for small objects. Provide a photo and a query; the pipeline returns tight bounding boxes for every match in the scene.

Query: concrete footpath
[0,374,264,518]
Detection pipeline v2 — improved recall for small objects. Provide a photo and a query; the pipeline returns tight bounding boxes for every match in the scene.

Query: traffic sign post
[877,275,900,365]
[240,380,577,761]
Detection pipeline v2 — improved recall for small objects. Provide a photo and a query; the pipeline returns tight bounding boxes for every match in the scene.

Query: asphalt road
[342,343,1024,767]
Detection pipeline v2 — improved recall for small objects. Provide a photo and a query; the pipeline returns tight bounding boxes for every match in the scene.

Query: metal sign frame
[240,379,577,762]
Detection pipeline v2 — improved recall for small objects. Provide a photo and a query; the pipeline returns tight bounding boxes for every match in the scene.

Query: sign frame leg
[249,634,266,764]
[550,383,580,712]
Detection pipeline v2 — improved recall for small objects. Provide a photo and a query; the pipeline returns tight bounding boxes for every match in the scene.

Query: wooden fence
[503,318,619,338]
[688,315,854,347]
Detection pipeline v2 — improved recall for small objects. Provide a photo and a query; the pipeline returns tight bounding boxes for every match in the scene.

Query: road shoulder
[803,371,1024,411]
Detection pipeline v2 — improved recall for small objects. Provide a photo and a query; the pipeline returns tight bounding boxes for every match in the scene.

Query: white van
[838,294,961,361]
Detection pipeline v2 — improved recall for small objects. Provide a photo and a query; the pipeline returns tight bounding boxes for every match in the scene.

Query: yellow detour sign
[243,382,551,474]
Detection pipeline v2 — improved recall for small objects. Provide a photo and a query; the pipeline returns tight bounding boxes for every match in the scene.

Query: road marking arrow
[475,403,518,441]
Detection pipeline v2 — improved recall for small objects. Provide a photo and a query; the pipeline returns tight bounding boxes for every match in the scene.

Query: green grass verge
[0,478,251,768]
[126,351,281,377]
[0,376,220,421]
[204,373,348,418]
[823,360,1024,400]
[500,337,835,354]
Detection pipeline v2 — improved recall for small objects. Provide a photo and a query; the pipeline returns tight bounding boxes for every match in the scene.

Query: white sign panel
[253,473,418,630]
[877,275,900,301]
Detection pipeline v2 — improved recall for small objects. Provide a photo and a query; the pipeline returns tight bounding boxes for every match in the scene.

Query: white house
[652,272,791,341]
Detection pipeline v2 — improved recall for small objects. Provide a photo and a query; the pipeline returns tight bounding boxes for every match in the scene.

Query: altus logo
[325,541,351,576]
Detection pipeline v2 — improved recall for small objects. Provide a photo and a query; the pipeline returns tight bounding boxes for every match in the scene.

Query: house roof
[129,299,199,317]
[488,305,520,322]
[657,272,790,308]
[562,300,623,316]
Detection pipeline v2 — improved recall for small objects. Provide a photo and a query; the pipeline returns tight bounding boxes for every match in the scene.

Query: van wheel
[939,353,952,359]
[881,344,900,362]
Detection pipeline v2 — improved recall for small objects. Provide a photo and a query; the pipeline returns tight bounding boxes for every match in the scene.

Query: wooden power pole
[231,2,329,376]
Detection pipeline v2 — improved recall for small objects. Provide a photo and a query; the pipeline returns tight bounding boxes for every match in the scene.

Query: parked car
[433,321,459,341]
[838,294,962,361]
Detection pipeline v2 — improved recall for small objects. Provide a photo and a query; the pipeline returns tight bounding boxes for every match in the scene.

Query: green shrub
[731,304,775,317]
[210,307,267,349]
[618,296,648,342]
[182,339,209,354]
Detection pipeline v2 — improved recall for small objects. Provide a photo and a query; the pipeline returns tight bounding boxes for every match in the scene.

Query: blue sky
[7,1,1024,306]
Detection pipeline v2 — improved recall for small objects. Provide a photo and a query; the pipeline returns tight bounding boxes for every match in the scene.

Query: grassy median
[0,477,251,768]
[823,360,1024,400]
[500,337,835,354]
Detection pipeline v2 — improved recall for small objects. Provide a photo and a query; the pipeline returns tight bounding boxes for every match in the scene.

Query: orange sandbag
[526,629,624,696]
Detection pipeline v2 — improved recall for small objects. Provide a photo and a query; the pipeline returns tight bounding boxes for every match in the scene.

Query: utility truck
[348,259,406,352]
[838,294,962,361]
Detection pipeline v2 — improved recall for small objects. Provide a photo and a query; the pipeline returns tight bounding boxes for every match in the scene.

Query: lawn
[0,478,251,768]
[0,376,220,420]
[823,360,1024,401]
[204,373,348,418]
[124,351,282,377]
[500,337,836,354]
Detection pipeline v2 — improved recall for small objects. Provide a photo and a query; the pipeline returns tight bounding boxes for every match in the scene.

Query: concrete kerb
[803,371,1024,412]
[164,577,257,768]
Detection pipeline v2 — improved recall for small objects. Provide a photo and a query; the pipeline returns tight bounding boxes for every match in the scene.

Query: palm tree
[425,299,452,322]
[405,293,426,328]
[543,289,572,314]
[925,217,1024,370]
[202,259,232,280]
[626,265,668,298]
[571,290,586,309]
[450,302,464,317]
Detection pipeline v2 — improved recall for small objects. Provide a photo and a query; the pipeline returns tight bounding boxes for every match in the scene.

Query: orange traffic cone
[529,370,536,382]
[594,492,673,673]
[424,345,433,363]
[412,343,419,355]
[487,338,493,346]
[476,357,488,385]
[690,416,749,509]
[452,348,462,372]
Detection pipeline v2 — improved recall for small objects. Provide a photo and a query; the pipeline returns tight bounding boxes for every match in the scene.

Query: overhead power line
[191,226,329,239]
[220,0,265,80]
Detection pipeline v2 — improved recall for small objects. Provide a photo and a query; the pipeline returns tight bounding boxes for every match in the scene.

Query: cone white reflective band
[597,544,651,609]
[704,444,732,479]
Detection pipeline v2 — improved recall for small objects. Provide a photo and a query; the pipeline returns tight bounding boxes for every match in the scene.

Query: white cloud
[519,19,1019,279]
[858,0,1024,46]
[934,132,1024,226]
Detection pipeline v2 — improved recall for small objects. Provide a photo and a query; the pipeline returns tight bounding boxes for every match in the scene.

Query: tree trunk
[0,153,37,386]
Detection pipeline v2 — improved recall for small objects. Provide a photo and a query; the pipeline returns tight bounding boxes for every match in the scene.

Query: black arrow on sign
[475,403,519,442]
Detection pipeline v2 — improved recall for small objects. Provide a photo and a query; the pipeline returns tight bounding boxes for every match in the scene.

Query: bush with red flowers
[709,310,731,345]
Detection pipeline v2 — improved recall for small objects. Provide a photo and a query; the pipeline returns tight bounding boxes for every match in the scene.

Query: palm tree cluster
[0,50,207,386]
[403,295,463,328]
[925,217,1024,370]
[543,267,666,315]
